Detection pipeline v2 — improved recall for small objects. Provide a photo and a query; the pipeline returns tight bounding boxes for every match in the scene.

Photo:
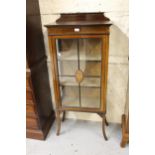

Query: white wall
[38,0,129,123]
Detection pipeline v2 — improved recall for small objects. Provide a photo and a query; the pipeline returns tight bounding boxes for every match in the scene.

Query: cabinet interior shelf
[62,96,100,108]
[58,51,101,61]
[59,75,100,78]
[59,77,100,87]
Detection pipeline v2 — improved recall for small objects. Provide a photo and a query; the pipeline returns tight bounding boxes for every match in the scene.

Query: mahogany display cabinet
[45,13,112,140]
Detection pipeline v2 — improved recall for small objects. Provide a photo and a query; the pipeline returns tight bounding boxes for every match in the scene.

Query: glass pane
[57,39,78,61]
[57,39,78,76]
[59,76,78,86]
[79,38,102,108]
[81,77,100,87]
[56,39,80,107]
[58,61,77,76]
[79,38,102,61]
[80,61,101,77]
[81,87,100,108]
[61,86,79,107]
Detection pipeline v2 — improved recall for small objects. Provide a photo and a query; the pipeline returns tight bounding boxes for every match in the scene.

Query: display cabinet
[45,13,112,140]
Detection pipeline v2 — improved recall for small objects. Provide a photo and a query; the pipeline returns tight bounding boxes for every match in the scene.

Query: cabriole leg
[62,111,66,122]
[105,117,109,126]
[102,114,108,140]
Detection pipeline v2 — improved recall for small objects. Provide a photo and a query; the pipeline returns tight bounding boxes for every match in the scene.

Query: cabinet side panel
[48,37,61,109]
[101,34,110,112]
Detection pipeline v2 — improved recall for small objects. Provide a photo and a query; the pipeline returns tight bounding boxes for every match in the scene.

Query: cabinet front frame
[48,34,109,113]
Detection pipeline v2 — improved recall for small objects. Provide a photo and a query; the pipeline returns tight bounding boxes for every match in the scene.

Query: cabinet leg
[120,114,129,148]
[62,111,66,122]
[105,117,109,126]
[120,139,127,148]
[102,114,108,141]
[56,110,61,136]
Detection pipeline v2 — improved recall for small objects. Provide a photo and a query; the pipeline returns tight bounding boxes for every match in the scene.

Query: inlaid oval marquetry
[75,70,84,83]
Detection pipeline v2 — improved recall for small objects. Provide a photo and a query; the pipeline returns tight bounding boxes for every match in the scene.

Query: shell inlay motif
[75,70,84,83]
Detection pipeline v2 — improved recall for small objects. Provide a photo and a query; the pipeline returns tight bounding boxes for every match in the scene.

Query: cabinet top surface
[45,13,112,28]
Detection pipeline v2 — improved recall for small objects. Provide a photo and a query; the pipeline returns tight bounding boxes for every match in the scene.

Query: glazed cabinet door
[53,36,104,110]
